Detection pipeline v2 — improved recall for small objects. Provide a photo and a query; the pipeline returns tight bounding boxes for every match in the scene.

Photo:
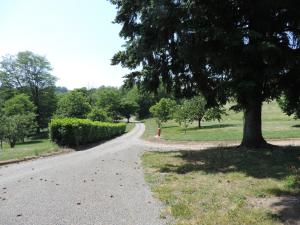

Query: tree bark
[240,101,268,148]
[198,118,201,129]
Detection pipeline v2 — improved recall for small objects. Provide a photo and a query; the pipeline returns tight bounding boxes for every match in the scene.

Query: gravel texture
[0,123,167,225]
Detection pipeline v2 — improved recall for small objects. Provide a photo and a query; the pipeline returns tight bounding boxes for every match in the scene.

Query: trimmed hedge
[49,118,126,147]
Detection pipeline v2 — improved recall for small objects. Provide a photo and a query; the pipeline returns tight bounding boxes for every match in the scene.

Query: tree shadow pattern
[156,146,300,224]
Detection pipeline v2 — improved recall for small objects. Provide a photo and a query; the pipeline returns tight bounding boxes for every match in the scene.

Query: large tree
[110,0,300,148]
[0,51,57,132]
[92,87,122,120]
[55,90,91,119]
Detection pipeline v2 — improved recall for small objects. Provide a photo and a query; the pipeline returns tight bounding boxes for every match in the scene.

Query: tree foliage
[56,90,91,119]
[0,51,57,131]
[119,100,139,123]
[87,108,110,122]
[92,87,122,120]
[2,94,37,148]
[188,94,207,128]
[174,100,194,133]
[150,98,176,128]
[110,0,300,147]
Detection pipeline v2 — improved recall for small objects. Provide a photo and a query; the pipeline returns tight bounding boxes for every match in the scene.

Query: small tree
[2,94,37,147]
[150,98,176,128]
[204,107,227,122]
[55,90,91,119]
[119,100,139,123]
[5,114,36,148]
[87,108,110,122]
[277,96,300,119]
[189,95,207,129]
[174,100,194,134]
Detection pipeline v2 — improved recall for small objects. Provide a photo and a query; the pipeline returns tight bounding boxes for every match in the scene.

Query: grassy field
[143,101,300,141]
[0,139,60,162]
[142,147,300,225]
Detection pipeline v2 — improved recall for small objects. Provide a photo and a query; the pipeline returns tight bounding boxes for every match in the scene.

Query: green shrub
[49,118,126,147]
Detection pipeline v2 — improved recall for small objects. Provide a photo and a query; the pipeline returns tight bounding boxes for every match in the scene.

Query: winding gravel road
[0,123,167,225]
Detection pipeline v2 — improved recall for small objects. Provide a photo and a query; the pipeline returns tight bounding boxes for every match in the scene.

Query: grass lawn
[142,147,300,225]
[143,101,300,141]
[0,138,60,162]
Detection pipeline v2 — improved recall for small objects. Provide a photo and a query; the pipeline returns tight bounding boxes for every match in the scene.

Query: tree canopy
[0,51,57,131]
[2,94,37,148]
[110,0,300,147]
[55,90,91,119]
[150,98,176,128]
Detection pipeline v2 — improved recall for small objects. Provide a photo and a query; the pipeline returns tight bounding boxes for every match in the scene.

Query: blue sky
[0,0,128,89]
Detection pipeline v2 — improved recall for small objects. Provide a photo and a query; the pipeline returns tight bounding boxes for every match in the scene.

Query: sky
[0,0,128,89]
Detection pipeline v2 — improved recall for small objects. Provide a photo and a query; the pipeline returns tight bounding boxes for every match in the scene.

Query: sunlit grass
[142,147,300,225]
[143,101,300,141]
[0,139,59,162]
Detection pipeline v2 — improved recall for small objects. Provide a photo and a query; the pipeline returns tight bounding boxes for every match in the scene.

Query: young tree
[3,94,37,147]
[55,90,91,119]
[0,51,57,132]
[204,107,227,123]
[174,100,194,134]
[119,100,139,123]
[150,98,176,128]
[188,95,207,129]
[111,1,300,148]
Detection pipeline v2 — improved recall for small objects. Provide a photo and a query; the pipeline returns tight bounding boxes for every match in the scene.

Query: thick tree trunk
[240,101,268,148]
[198,118,201,129]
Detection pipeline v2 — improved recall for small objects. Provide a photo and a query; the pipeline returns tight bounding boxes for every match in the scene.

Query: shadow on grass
[155,146,300,224]
[186,124,238,131]
[157,146,300,181]
[17,140,44,145]
[292,124,300,128]
[162,125,178,129]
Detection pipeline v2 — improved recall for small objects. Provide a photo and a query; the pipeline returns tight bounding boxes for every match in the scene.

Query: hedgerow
[49,118,126,146]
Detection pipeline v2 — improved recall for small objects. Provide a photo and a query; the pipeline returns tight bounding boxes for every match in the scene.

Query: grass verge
[142,147,300,225]
[0,139,60,162]
[143,101,300,141]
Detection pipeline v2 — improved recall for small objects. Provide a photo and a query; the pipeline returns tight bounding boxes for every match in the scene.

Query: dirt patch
[249,195,300,225]
[144,137,300,150]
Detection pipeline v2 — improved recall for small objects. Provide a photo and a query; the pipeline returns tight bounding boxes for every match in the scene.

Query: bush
[87,108,111,122]
[49,118,126,147]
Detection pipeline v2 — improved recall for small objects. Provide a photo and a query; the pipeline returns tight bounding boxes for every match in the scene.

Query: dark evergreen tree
[110,0,300,148]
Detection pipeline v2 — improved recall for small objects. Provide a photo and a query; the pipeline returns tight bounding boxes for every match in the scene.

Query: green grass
[0,138,60,162]
[143,101,300,141]
[142,147,300,225]
[126,122,136,133]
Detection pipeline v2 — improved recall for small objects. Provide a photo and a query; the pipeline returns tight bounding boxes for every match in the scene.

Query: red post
[157,128,161,138]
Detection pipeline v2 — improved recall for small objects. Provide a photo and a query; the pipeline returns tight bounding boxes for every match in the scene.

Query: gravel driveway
[0,123,167,225]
